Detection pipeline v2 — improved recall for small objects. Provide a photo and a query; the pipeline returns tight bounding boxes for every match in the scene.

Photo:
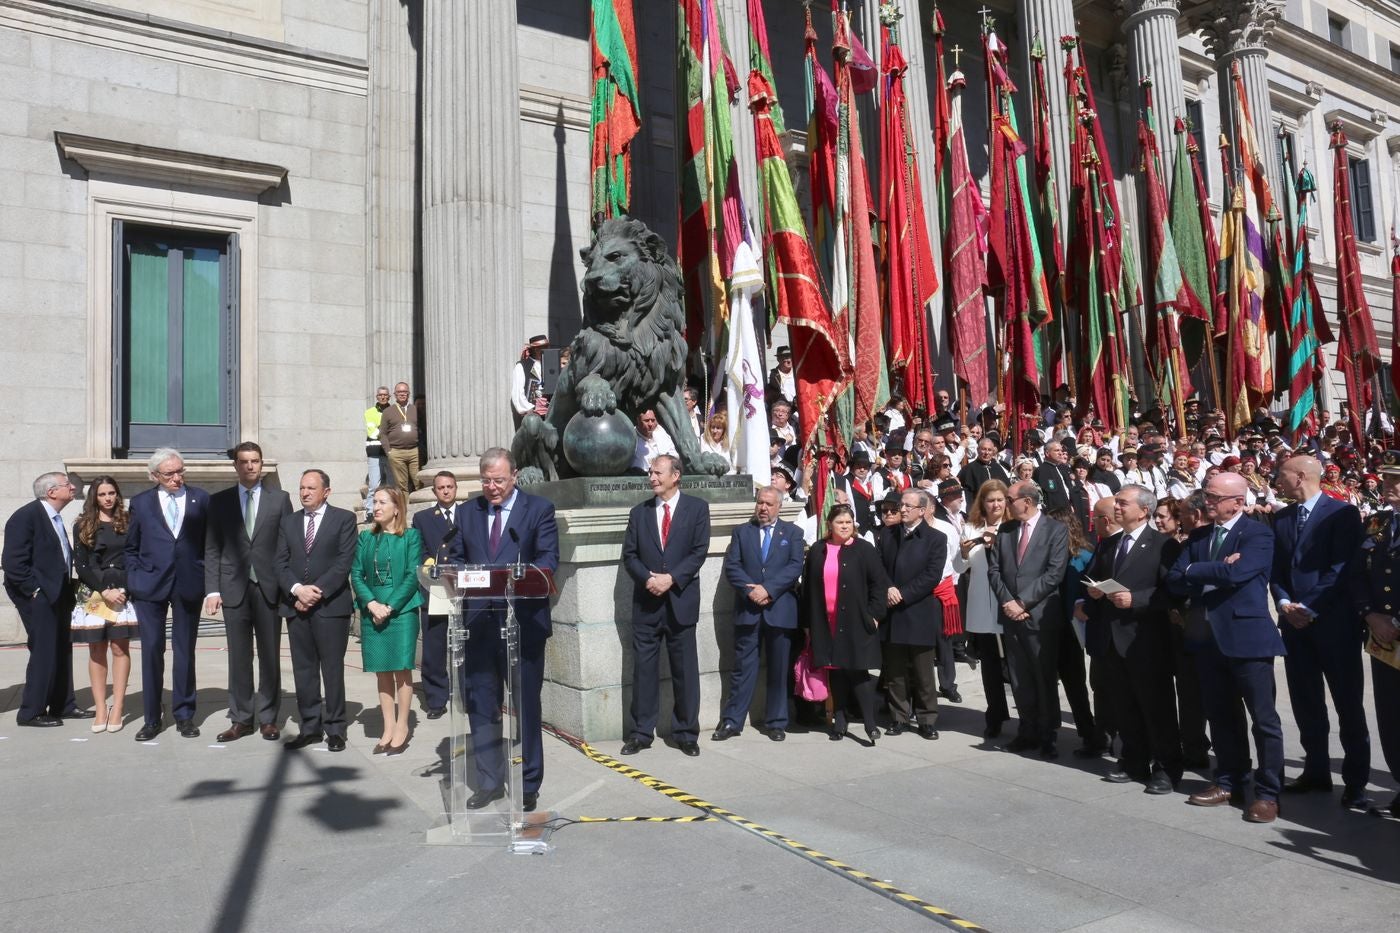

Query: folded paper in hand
[1084,577,1129,595]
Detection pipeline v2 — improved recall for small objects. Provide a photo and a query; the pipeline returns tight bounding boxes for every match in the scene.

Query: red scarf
[934,575,962,636]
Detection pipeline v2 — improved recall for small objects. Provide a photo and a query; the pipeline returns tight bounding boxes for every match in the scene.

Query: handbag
[1365,633,1400,671]
[793,634,829,702]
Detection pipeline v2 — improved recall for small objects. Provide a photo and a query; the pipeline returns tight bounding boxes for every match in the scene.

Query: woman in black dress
[71,476,137,733]
[803,504,890,744]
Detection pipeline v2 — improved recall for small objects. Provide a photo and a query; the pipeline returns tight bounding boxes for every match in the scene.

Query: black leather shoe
[1006,736,1037,752]
[1105,770,1138,784]
[917,724,939,740]
[1039,742,1059,760]
[1372,793,1400,818]
[17,715,62,727]
[1340,787,1372,810]
[884,722,907,736]
[326,735,346,752]
[678,741,700,757]
[711,722,741,741]
[766,728,786,742]
[63,708,97,719]
[1073,743,1108,759]
[983,720,1003,739]
[939,687,963,704]
[827,727,844,741]
[284,732,324,750]
[620,738,651,756]
[1145,771,1175,795]
[175,719,200,738]
[1283,774,1334,794]
[465,786,505,809]
[864,728,880,745]
[134,720,163,741]
[523,792,539,812]
[425,707,446,720]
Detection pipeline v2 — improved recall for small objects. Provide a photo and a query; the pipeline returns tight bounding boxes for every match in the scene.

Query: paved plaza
[1,636,1396,933]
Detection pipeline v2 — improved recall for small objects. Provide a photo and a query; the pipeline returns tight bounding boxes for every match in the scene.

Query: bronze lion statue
[511,216,731,483]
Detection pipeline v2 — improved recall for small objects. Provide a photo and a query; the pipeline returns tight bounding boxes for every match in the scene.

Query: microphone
[508,527,523,579]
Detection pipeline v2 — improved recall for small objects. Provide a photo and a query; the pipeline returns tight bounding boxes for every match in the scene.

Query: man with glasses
[363,386,391,512]
[380,381,421,493]
[877,490,948,739]
[126,448,211,740]
[1167,472,1284,823]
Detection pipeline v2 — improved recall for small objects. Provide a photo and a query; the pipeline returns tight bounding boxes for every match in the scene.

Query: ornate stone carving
[1194,0,1282,59]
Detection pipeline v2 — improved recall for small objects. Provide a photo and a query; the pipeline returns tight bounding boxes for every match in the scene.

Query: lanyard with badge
[396,402,413,434]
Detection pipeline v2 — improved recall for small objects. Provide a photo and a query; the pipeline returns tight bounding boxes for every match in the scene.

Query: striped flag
[1169,117,1222,375]
[1330,121,1382,443]
[1279,135,1329,441]
[588,0,640,225]
[1030,36,1067,390]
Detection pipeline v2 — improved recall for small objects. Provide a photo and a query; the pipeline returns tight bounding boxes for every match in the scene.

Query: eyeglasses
[1203,493,1243,503]
[156,468,186,479]
[899,504,922,512]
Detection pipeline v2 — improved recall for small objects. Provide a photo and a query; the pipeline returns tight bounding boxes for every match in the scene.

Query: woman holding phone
[954,479,1011,738]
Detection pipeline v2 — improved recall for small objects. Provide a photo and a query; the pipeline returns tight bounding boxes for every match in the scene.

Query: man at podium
[446,447,559,812]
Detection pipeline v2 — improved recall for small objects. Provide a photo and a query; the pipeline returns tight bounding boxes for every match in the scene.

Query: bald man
[1167,472,1284,823]
[1272,455,1370,809]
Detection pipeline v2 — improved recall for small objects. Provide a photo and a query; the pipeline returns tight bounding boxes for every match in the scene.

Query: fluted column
[1020,0,1076,233]
[421,0,522,472]
[1199,0,1283,194]
[365,0,418,394]
[1123,0,1187,189]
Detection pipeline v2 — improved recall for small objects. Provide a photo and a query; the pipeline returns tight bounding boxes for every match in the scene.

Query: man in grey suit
[204,442,293,742]
[274,469,357,752]
[987,480,1070,757]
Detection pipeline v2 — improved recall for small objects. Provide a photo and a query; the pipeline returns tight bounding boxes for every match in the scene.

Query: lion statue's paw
[576,373,618,416]
[516,466,546,488]
[696,452,732,477]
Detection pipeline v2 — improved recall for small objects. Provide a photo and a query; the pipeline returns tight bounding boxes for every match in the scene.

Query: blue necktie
[164,493,179,533]
[760,525,772,562]
[1296,504,1310,536]
[53,513,71,569]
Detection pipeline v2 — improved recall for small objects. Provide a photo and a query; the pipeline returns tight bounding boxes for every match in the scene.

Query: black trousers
[1169,623,1209,760]
[1282,618,1371,791]
[223,589,282,726]
[419,610,449,711]
[933,631,957,691]
[971,632,1010,727]
[630,610,700,744]
[1056,623,1100,745]
[10,586,75,719]
[1373,655,1400,786]
[286,614,349,737]
[830,668,878,732]
[1105,635,1184,780]
[1004,618,1061,745]
[882,642,940,726]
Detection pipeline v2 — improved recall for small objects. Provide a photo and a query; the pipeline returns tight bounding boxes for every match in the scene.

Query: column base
[413,456,485,502]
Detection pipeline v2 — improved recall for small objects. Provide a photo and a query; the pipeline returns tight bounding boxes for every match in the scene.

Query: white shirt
[510,357,543,415]
[632,424,678,472]
[929,516,958,579]
[654,490,681,542]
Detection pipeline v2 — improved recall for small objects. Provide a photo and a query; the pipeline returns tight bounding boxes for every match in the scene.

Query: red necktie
[489,505,502,557]
[661,501,671,546]
[1017,521,1031,563]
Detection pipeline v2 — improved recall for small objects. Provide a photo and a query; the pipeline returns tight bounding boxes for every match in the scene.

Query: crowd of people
[5,362,1400,827]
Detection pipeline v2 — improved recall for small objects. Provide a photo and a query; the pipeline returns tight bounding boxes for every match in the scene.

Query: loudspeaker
[540,348,564,396]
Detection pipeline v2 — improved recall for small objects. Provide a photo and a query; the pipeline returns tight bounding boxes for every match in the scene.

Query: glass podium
[418,561,556,853]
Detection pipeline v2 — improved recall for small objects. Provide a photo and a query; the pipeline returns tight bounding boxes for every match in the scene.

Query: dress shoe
[1371,793,1400,818]
[373,741,390,755]
[1006,736,1038,753]
[766,728,786,742]
[106,717,124,733]
[1039,742,1059,760]
[884,722,907,736]
[864,728,880,745]
[523,792,539,813]
[711,722,741,741]
[134,721,163,741]
[827,727,844,741]
[983,720,1003,739]
[425,707,446,721]
[619,738,651,756]
[1104,770,1138,784]
[939,687,963,704]
[1073,743,1108,760]
[284,732,324,750]
[63,708,96,719]
[465,786,505,809]
[17,715,62,727]
[1340,787,1373,810]
[1283,774,1334,794]
[216,723,255,743]
[1145,771,1175,795]
[175,719,200,738]
[678,741,700,757]
[1188,784,1238,807]
[917,724,939,740]
[386,738,409,756]
[326,735,346,752]
[1245,799,1279,823]
[259,723,280,741]
[91,720,107,734]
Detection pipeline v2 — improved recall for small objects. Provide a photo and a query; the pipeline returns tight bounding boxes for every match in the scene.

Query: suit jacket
[412,502,461,567]
[1166,517,1284,658]
[1082,524,1172,657]
[957,459,1012,499]
[444,490,559,638]
[1270,494,1364,628]
[875,522,947,645]
[2,499,71,604]
[124,485,211,604]
[1033,462,1073,512]
[622,492,710,627]
[274,505,358,619]
[722,518,804,629]
[204,484,292,607]
[986,511,1070,630]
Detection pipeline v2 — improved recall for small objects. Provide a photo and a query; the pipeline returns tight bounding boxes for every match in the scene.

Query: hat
[879,490,903,510]
[769,430,782,446]
[1185,396,1200,406]
[1090,418,1105,429]
[527,334,548,348]
[933,413,958,434]
[1221,455,1241,468]
[848,450,872,468]
[776,345,792,360]
[883,441,906,456]
[771,462,796,485]
[937,479,964,499]
[1120,446,1139,459]
[1323,462,1341,474]
[1076,445,1096,461]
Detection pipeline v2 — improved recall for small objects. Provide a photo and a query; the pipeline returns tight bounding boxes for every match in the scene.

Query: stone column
[1123,0,1188,190]
[365,0,418,394]
[420,0,522,477]
[1198,0,1283,194]
[1020,0,1076,234]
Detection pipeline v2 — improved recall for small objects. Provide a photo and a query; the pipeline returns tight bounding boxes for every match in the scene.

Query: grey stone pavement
[1,637,1397,933]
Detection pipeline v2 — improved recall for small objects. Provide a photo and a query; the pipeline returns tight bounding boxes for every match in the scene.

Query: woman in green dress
[351,485,424,754]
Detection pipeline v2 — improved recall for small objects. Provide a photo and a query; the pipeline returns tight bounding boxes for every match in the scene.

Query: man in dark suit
[715,486,804,742]
[957,437,1012,500]
[877,489,948,740]
[1271,455,1370,809]
[204,442,292,742]
[125,448,211,740]
[1167,472,1285,823]
[987,481,1070,756]
[1080,484,1183,794]
[444,449,559,811]
[274,469,357,752]
[621,453,711,757]
[3,471,80,725]
[412,470,461,719]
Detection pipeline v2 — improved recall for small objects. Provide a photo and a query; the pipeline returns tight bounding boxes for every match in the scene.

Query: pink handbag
[793,635,829,701]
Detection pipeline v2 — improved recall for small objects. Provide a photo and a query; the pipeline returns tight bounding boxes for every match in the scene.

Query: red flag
[1391,250,1400,403]
[1330,122,1383,442]
[588,1,640,225]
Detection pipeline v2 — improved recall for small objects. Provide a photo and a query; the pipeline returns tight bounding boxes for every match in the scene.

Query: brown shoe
[259,723,281,741]
[1245,799,1279,823]
[1188,784,1235,807]
[216,723,255,743]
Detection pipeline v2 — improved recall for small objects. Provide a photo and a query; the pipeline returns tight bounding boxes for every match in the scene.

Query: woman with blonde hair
[351,485,424,754]
[71,476,137,732]
[699,410,736,473]
[954,479,1011,737]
